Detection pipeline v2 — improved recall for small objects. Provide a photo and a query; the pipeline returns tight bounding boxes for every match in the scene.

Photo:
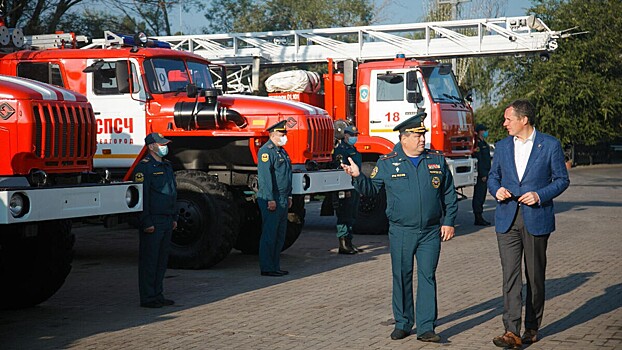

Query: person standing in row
[341,113,458,343]
[472,123,492,226]
[333,125,362,254]
[132,132,178,308]
[257,120,293,277]
[488,99,569,349]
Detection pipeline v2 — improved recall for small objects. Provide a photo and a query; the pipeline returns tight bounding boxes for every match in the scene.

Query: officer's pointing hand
[268,200,277,211]
[341,157,360,177]
[441,226,455,241]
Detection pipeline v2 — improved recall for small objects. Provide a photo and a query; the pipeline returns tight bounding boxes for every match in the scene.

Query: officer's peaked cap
[475,124,488,132]
[145,132,171,145]
[393,112,429,133]
[267,120,288,133]
[344,125,360,135]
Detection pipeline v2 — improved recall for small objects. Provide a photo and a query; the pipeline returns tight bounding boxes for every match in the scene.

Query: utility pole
[437,0,470,73]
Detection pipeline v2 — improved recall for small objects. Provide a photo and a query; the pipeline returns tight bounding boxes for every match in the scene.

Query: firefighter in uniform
[257,120,293,277]
[132,132,178,308]
[333,125,362,254]
[340,113,458,343]
[472,124,492,225]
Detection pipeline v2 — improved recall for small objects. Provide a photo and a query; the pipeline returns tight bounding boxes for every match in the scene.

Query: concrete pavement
[0,165,620,349]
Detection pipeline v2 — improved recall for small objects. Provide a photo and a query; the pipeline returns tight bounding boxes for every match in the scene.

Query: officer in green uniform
[341,113,458,343]
[257,120,293,277]
[132,132,178,308]
[472,124,492,225]
[333,125,362,254]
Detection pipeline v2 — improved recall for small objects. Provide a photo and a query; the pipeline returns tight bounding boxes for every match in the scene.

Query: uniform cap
[266,120,288,133]
[392,112,428,133]
[144,132,171,145]
[475,124,488,132]
[344,125,360,135]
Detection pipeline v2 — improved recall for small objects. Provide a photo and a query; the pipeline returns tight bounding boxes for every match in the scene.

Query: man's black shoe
[277,270,289,275]
[390,328,410,340]
[140,300,163,308]
[158,298,175,306]
[417,331,441,342]
[338,237,357,254]
[474,214,491,226]
[260,271,283,277]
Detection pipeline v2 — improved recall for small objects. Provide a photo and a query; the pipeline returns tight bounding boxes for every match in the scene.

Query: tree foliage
[2,0,87,34]
[475,0,622,146]
[202,0,376,33]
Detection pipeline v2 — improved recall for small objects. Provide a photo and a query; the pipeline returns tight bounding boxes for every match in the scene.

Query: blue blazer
[487,131,569,235]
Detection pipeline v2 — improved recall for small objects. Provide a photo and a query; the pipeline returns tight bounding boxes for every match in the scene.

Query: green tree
[202,0,376,34]
[2,0,87,34]
[476,0,622,147]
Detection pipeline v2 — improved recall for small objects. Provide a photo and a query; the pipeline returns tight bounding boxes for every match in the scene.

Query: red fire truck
[0,74,143,309]
[1,31,351,269]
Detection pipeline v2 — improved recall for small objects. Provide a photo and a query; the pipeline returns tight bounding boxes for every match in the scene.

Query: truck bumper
[446,157,478,189]
[291,170,354,195]
[0,182,143,224]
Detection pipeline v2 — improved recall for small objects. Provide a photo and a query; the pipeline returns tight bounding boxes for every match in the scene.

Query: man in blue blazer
[487,99,569,349]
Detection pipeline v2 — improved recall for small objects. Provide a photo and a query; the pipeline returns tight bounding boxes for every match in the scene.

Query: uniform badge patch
[261,153,269,162]
[431,176,441,188]
[134,172,144,183]
[370,166,379,178]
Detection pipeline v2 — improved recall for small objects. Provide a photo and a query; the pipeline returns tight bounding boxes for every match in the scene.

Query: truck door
[86,58,146,170]
[368,69,431,147]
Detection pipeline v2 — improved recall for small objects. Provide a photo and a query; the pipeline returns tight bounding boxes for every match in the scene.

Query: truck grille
[32,101,96,166]
[306,115,334,160]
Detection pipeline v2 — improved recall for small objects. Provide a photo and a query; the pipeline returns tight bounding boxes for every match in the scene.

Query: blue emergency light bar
[108,32,171,49]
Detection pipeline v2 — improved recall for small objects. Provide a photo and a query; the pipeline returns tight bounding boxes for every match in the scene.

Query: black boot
[338,237,357,254]
[474,213,491,226]
[346,234,363,252]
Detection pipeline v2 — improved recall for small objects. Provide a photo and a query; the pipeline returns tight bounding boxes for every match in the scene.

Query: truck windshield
[421,66,462,103]
[144,58,214,93]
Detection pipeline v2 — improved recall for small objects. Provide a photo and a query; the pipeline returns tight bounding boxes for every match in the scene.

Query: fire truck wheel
[0,220,74,309]
[353,161,389,235]
[169,170,239,269]
[234,194,306,254]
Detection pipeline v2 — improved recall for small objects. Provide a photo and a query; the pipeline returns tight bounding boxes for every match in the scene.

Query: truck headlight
[125,186,140,208]
[9,193,29,218]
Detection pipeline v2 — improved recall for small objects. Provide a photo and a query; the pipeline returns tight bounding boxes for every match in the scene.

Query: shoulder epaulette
[427,149,443,155]
[267,143,275,149]
[141,158,150,163]
[379,152,398,160]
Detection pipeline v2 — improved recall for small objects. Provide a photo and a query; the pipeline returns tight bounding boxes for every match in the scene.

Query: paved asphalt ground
[1,165,621,350]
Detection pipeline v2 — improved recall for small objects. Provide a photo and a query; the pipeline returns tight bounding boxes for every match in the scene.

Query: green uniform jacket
[132,154,178,230]
[257,139,293,206]
[333,141,362,168]
[354,143,458,229]
[474,138,492,176]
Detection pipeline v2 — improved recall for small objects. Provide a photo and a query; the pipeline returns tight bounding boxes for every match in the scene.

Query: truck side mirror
[343,59,355,86]
[465,92,473,103]
[186,84,198,98]
[407,92,423,104]
[116,60,131,94]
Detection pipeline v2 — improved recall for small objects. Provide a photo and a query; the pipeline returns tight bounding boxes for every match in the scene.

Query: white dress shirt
[514,129,536,182]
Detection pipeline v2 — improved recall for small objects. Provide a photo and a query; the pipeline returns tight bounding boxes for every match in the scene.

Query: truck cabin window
[421,66,462,103]
[17,62,64,87]
[376,73,404,101]
[143,58,214,93]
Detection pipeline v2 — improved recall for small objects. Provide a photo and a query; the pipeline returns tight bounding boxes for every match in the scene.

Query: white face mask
[155,144,168,157]
[278,135,288,146]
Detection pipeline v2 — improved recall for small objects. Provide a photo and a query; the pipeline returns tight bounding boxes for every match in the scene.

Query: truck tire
[169,170,238,269]
[353,161,389,235]
[0,220,74,309]
[234,194,305,254]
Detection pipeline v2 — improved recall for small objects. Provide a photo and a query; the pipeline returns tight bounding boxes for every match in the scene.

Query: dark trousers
[496,207,549,335]
[139,215,174,304]
[258,198,288,273]
[389,226,440,336]
[472,175,487,214]
[335,191,359,238]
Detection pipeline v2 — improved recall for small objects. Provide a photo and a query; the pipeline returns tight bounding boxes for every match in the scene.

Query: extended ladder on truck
[83,16,572,92]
